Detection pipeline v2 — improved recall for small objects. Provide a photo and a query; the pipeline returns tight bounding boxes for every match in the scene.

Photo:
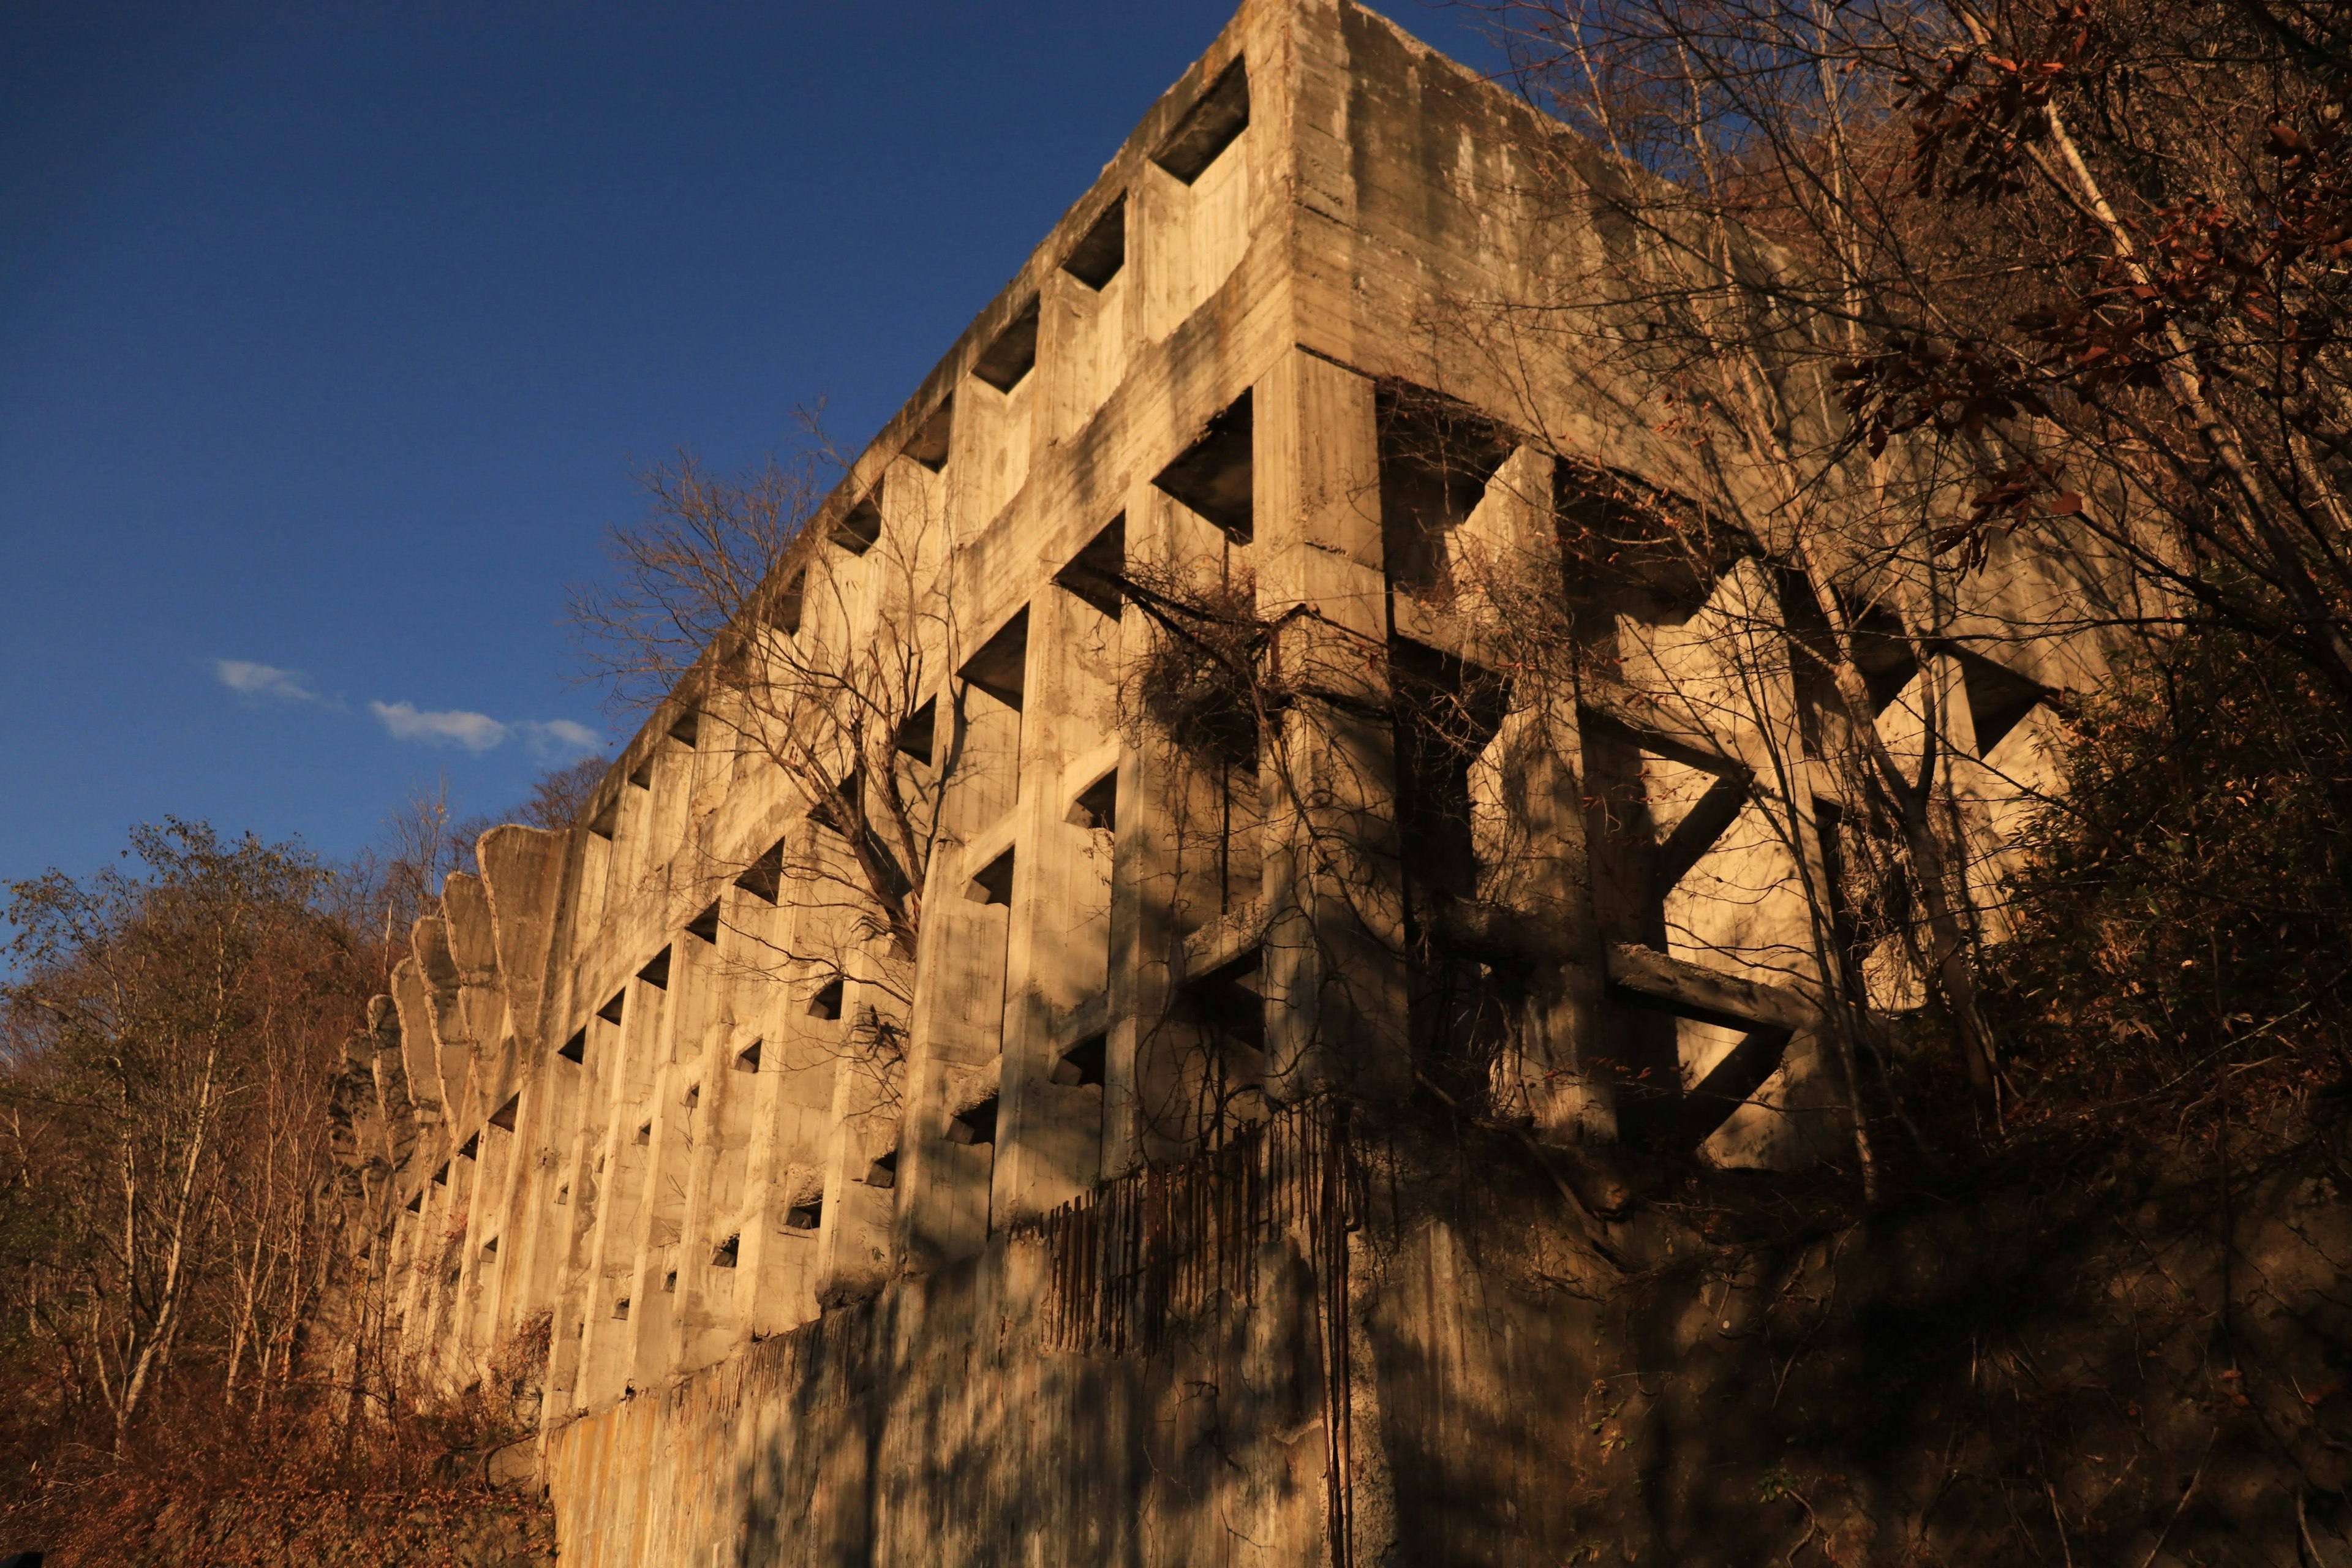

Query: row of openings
[760,59,1247,638]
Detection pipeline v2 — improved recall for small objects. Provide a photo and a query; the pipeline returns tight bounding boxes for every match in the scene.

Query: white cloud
[216,659,321,704]
[369,700,510,752]
[519,718,604,756]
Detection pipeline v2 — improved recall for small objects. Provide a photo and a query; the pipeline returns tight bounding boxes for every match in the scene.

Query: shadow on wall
[545,1099,2352,1567]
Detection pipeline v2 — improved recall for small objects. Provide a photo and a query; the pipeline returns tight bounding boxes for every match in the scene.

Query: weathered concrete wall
[537,1105,2352,1566]
[312,2,2214,1562]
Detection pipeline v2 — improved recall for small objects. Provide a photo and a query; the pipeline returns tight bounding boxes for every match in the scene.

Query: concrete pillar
[572,958,666,1408]
[810,965,907,1304]
[1254,348,1411,1103]
[889,834,1011,1272]
[991,575,1120,1226]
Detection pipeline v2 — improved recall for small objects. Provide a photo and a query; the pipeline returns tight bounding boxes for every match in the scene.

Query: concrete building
[337,1,2104,1559]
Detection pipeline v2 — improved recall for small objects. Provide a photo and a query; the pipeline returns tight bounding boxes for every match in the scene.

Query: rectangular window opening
[686,901,722,945]
[769,567,806,635]
[968,848,1016,907]
[895,697,938,766]
[597,990,627,1025]
[1953,646,2050,755]
[808,770,872,848]
[834,490,883,556]
[864,1148,899,1189]
[457,1133,480,1160]
[614,1297,631,1320]
[809,978,845,1020]
[1061,195,1126,288]
[635,1122,652,1146]
[1052,1032,1109,1088]
[736,838,784,903]
[735,1039,763,1073]
[588,798,619,839]
[1068,771,1118,834]
[904,397,954,472]
[560,1028,587,1063]
[489,1094,520,1132]
[638,946,673,990]
[946,1094,1000,1147]
[663,1270,678,1293]
[667,709,700,747]
[784,1196,823,1232]
[1055,514,1125,618]
[1153,390,1253,543]
[1154,58,1249,183]
[628,756,655,790]
[971,295,1041,393]
[1376,383,1512,601]
[712,1235,740,1268]
[958,606,1030,711]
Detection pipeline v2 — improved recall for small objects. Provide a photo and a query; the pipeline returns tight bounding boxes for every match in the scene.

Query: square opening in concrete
[667,709,700,747]
[734,1039,762,1073]
[809,978,845,1020]
[968,848,1016,907]
[433,1162,450,1185]
[1051,1032,1108,1088]
[784,1196,823,1232]
[683,1084,700,1112]
[1188,953,1266,1056]
[1154,57,1248,183]
[627,757,655,790]
[490,1093,520,1131]
[613,1297,631,1320]
[458,1132,480,1159]
[1068,771,1118,833]
[972,295,1041,393]
[635,1123,652,1146]
[406,1191,423,1212]
[588,797,619,839]
[1055,514,1125,618]
[1377,383,1513,600]
[1954,646,2050,753]
[1061,195,1126,288]
[736,838,784,903]
[638,946,672,990]
[834,489,883,556]
[959,607,1030,710]
[1557,461,1745,625]
[482,1236,499,1258]
[946,1094,1000,1146]
[556,1183,570,1206]
[597,990,626,1025]
[686,900,721,944]
[895,696,938,764]
[1841,607,1920,716]
[904,398,954,472]
[1153,391,1253,543]
[864,1148,899,1189]
[712,1235,739,1268]
[769,567,806,635]
[808,767,864,835]
[559,1028,587,1063]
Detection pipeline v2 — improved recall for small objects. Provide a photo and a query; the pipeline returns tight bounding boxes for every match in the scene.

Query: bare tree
[1,821,372,1447]
[567,434,960,1013]
[1355,0,2352,1164]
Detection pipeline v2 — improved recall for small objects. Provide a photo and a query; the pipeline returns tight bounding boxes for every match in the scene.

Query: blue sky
[0,1,1504,897]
